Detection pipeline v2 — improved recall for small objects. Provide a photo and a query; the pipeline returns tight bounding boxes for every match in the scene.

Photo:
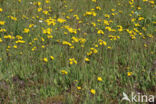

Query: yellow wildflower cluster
[108,35,120,40]
[64,25,77,34]
[98,39,107,46]
[61,70,68,75]
[84,11,96,16]
[42,28,52,34]
[87,48,98,56]
[69,58,77,65]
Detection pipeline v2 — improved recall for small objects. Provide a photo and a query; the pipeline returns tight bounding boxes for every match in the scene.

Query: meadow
[0,0,156,103]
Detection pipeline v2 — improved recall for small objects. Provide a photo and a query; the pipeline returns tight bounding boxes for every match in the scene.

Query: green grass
[0,0,156,103]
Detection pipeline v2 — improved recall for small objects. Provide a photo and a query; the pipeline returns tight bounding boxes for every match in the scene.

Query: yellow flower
[7,46,11,49]
[87,51,92,56]
[77,86,81,90]
[149,0,154,4]
[0,8,3,12]
[43,57,48,62]
[62,41,72,47]
[137,7,141,10]
[68,9,73,12]
[42,28,52,34]
[104,20,109,25]
[91,22,96,27]
[127,72,132,76]
[144,44,147,48]
[18,0,21,3]
[43,10,48,15]
[61,70,68,75]
[98,39,107,46]
[92,0,96,2]
[111,9,115,11]
[45,17,56,26]
[36,1,41,6]
[9,16,17,21]
[97,77,102,81]
[64,25,77,34]
[93,49,98,53]
[16,35,23,40]
[90,89,96,94]
[0,28,6,32]
[105,26,112,31]
[41,45,45,48]
[147,34,153,38]
[23,28,30,33]
[97,30,104,35]
[29,24,34,28]
[73,15,79,20]
[107,46,112,49]
[117,25,123,32]
[134,23,140,27]
[47,35,53,39]
[90,48,98,54]
[0,38,3,42]
[38,8,42,12]
[13,45,17,48]
[15,40,25,44]
[32,47,37,51]
[138,17,144,21]
[57,18,66,23]
[69,58,77,64]
[85,58,90,62]
[130,35,136,39]
[0,21,5,25]
[152,21,156,24]
[85,11,96,16]
[71,36,79,43]
[50,56,54,60]
[96,6,101,10]
[104,14,110,18]
[4,35,12,39]
[45,0,50,3]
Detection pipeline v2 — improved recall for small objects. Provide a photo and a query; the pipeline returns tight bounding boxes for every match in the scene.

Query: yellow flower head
[18,0,21,3]
[61,70,68,75]
[104,20,109,25]
[50,56,54,60]
[23,28,30,33]
[77,86,81,90]
[97,30,104,35]
[69,58,77,64]
[57,18,66,23]
[97,77,102,81]
[85,58,90,62]
[0,38,3,43]
[90,89,96,94]
[127,72,133,76]
[92,0,96,2]
[0,8,3,12]
[0,21,5,25]
[43,57,48,62]
[13,45,17,49]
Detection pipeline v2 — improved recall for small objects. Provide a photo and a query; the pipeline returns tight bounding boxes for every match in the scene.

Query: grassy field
[0,0,156,103]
